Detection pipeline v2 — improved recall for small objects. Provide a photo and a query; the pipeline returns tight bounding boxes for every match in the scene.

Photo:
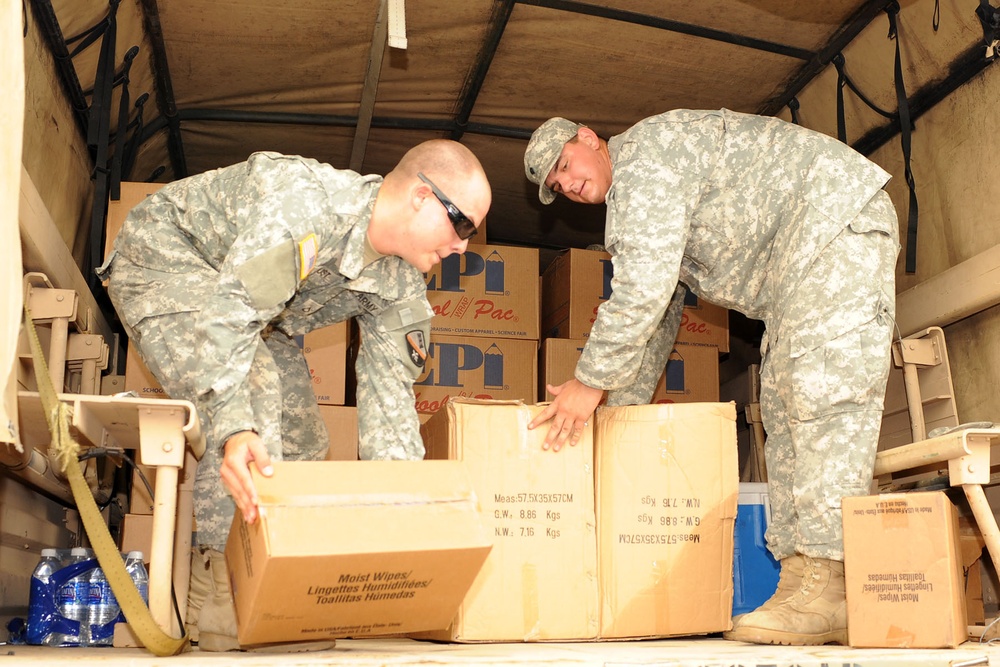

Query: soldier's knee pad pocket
[788,315,892,421]
[130,311,201,399]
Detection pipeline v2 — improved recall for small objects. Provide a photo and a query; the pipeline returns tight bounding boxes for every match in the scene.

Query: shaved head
[388,139,489,205]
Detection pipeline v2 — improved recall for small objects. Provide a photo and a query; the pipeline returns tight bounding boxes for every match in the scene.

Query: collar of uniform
[337,179,381,281]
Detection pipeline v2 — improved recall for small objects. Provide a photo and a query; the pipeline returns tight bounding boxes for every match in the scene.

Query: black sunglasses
[418,172,478,241]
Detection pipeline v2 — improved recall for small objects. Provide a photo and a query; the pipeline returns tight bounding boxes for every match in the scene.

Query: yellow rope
[24,302,188,656]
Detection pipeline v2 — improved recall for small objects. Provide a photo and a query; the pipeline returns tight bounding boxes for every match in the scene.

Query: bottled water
[87,558,120,646]
[27,549,64,645]
[57,547,92,645]
[124,551,149,607]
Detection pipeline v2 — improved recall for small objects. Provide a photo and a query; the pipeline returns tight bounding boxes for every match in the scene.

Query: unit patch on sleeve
[298,233,319,280]
[405,330,427,368]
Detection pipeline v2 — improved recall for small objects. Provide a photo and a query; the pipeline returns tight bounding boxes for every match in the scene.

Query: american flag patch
[298,234,318,280]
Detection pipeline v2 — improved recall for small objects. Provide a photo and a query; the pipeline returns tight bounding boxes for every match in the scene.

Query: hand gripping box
[225,461,492,645]
[595,402,738,638]
[843,491,967,648]
[418,398,599,641]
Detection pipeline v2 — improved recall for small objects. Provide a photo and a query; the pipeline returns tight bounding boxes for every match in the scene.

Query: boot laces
[789,556,823,601]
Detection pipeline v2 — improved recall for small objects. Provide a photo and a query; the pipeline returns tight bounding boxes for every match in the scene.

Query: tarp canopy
[28,0,996,257]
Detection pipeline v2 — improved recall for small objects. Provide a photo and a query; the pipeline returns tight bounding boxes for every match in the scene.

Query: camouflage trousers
[112,303,329,551]
[760,190,898,561]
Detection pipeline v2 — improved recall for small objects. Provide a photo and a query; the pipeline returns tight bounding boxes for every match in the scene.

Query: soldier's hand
[220,430,274,524]
[527,379,603,452]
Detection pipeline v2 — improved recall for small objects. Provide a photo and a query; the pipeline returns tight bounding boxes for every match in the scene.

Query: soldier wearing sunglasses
[98,139,490,651]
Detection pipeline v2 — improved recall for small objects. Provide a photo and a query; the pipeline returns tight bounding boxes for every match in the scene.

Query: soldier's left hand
[220,430,274,524]
[528,379,603,452]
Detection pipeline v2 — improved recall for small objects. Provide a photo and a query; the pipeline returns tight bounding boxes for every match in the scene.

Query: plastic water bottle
[124,551,149,607]
[27,549,64,645]
[57,547,92,645]
[87,558,120,646]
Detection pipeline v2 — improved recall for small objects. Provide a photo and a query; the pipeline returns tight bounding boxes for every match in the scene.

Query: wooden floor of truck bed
[5,637,1000,666]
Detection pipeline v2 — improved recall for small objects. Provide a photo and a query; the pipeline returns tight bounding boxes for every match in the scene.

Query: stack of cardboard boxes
[539,248,727,404]
[420,398,739,641]
[417,237,539,421]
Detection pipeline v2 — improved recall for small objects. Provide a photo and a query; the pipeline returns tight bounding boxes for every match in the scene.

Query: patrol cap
[524,117,583,205]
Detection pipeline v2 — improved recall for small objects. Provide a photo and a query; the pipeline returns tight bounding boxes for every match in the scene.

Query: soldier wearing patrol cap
[99,140,490,650]
[524,110,899,646]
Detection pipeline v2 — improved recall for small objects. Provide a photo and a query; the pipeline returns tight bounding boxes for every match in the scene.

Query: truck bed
[5,637,999,666]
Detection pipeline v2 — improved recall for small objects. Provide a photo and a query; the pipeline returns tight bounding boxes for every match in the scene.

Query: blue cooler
[732,482,780,615]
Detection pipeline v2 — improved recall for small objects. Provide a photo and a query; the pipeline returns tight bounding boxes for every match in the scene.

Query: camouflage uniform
[579,109,899,560]
[99,152,431,550]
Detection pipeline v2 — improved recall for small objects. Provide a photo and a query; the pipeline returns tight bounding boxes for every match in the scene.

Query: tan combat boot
[725,553,806,634]
[185,548,210,643]
[196,548,335,653]
[723,555,847,646]
[196,548,240,651]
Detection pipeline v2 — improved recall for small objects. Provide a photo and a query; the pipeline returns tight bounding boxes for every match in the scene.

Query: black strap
[788,97,800,126]
[122,92,149,181]
[833,54,848,144]
[86,0,120,292]
[110,46,139,201]
[886,3,919,274]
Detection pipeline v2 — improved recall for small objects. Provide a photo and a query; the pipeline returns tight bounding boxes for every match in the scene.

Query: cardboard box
[124,342,169,400]
[541,338,719,404]
[119,513,153,563]
[541,248,729,352]
[677,292,729,353]
[302,322,348,406]
[650,343,720,404]
[319,405,358,461]
[419,398,599,641]
[125,322,348,405]
[425,244,539,339]
[413,334,537,417]
[225,461,492,645]
[595,402,738,638]
[541,248,611,341]
[843,491,967,648]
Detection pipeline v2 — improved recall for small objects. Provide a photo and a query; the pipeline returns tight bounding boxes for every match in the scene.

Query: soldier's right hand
[220,431,274,525]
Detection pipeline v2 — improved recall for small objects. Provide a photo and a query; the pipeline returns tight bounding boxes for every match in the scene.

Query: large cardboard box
[541,248,611,341]
[419,398,599,641]
[318,405,358,461]
[225,461,492,645]
[650,343,720,404]
[301,322,349,406]
[843,492,967,648]
[541,338,719,404]
[541,248,729,352]
[595,402,738,638]
[414,334,537,417]
[424,244,539,339]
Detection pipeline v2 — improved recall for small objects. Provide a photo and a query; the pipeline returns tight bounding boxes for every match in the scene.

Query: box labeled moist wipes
[225,460,491,645]
[843,491,967,648]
